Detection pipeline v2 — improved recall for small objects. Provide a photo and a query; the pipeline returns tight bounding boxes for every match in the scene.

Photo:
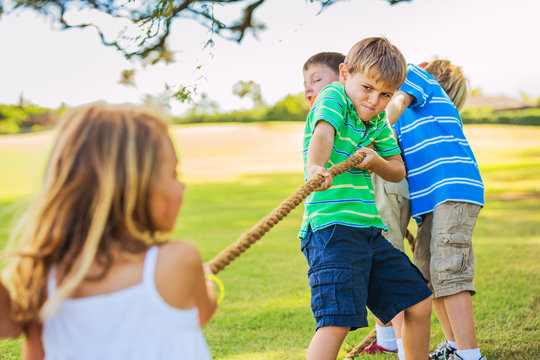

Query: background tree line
[2,89,540,134]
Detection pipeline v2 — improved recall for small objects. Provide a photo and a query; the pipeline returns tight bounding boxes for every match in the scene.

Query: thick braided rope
[345,328,377,359]
[208,147,372,274]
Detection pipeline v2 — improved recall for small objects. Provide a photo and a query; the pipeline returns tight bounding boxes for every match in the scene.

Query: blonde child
[303,51,411,359]
[2,103,218,359]
[386,60,486,360]
[299,37,432,360]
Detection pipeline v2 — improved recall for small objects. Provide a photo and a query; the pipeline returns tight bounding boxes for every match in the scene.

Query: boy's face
[303,64,340,104]
[339,63,396,121]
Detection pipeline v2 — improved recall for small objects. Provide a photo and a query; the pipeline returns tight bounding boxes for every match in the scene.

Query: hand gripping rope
[207,146,373,274]
[206,144,396,356]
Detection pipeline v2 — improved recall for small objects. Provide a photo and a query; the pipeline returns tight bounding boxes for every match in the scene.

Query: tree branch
[3,0,413,64]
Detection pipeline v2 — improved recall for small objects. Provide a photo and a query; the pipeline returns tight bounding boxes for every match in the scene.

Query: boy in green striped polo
[299,37,432,360]
[303,51,411,360]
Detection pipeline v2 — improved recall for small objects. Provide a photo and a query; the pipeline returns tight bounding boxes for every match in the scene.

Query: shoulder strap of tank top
[142,246,159,286]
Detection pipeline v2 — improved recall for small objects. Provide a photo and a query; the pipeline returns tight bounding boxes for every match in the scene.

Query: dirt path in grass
[0,123,306,182]
[1,123,538,182]
[170,123,304,181]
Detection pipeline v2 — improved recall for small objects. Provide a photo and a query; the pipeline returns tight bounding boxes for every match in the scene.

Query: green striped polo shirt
[299,82,401,238]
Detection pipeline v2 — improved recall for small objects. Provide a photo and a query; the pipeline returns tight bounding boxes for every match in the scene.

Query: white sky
[1,0,539,115]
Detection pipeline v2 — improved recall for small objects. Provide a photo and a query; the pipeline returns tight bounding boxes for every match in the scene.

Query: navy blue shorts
[301,225,432,330]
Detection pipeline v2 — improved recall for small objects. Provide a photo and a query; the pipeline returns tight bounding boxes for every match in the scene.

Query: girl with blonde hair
[2,103,217,359]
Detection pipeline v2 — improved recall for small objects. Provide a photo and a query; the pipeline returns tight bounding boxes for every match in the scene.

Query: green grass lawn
[1,124,539,359]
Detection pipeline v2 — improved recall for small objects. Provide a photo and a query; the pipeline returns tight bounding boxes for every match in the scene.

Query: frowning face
[339,64,396,121]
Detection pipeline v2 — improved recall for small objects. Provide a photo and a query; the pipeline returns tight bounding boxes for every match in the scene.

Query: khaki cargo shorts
[371,172,411,252]
[414,201,481,298]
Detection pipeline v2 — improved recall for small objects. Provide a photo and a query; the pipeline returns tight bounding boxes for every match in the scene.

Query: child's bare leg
[441,291,478,349]
[374,316,398,350]
[306,326,350,360]
[402,296,432,360]
[391,311,404,339]
[433,296,455,342]
[391,311,405,360]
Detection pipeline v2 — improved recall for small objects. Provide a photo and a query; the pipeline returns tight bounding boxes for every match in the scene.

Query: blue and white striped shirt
[393,64,484,219]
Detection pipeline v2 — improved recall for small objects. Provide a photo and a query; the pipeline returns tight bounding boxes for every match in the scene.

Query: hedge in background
[2,101,540,135]
[0,104,65,134]
[461,107,540,126]
[172,93,310,124]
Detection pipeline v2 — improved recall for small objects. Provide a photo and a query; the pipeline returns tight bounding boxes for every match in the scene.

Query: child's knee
[317,325,351,338]
[405,296,432,318]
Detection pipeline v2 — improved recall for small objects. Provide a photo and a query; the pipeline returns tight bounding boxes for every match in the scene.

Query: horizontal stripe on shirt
[299,82,402,238]
[393,64,484,218]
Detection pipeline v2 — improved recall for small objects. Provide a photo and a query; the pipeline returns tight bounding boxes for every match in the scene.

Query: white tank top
[43,246,212,360]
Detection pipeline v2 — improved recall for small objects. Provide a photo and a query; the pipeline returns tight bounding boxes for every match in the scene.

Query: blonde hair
[423,60,469,112]
[4,103,170,322]
[344,37,407,90]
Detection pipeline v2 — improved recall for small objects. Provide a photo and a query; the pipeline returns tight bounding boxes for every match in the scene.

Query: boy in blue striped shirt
[387,60,486,360]
[300,37,432,360]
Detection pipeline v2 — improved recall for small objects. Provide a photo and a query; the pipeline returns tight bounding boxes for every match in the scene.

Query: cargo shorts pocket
[433,232,474,283]
[308,264,356,317]
[383,180,410,200]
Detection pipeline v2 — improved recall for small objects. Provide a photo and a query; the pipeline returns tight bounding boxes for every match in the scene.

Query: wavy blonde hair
[423,60,469,112]
[4,103,170,322]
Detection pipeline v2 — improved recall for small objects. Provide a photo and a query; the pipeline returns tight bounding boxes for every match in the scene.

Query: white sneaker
[431,342,456,359]
[448,354,487,360]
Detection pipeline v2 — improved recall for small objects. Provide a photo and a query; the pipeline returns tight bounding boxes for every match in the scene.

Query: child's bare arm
[171,242,217,327]
[197,262,218,327]
[193,255,217,328]
[22,322,44,360]
[355,148,405,182]
[156,242,217,327]
[0,280,22,338]
[307,121,335,191]
[386,90,414,126]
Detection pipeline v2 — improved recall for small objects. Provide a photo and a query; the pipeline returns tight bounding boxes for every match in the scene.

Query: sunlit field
[1,124,539,359]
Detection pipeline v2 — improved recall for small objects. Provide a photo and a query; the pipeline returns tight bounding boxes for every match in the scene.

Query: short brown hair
[344,37,407,90]
[423,60,469,112]
[303,52,345,75]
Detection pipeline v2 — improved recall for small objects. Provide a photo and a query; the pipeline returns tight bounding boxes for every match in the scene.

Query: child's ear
[339,63,349,83]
